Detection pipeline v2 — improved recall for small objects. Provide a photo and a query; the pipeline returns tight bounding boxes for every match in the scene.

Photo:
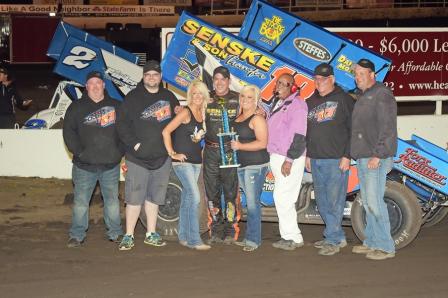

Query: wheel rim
[385,197,404,235]
[359,196,404,236]
[158,182,182,222]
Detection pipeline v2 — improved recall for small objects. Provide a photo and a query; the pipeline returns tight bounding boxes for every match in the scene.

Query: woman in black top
[231,85,270,252]
[162,80,210,251]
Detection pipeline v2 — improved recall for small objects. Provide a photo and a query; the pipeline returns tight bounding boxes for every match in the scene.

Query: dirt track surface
[1,177,447,298]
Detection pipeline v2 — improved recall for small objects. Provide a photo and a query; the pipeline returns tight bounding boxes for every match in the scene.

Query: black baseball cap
[86,71,104,82]
[356,59,375,72]
[314,63,334,77]
[143,60,161,73]
[213,66,230,79]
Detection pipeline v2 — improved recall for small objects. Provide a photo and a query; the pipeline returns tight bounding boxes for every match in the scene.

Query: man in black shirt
[305,63,354,256]
[203,66,240,244]
[117,60,180,250]
[63,71,124,248]
[0,68,32,128]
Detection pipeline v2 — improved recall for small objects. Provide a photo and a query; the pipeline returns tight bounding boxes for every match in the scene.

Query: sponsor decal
[308,101,338,123]
[395,148,447,186]
[293,38,331,62]
[141,100,172,122]
[174,50,201,88]
[84,106,116,127]
[336,54,355,74]
[181,19,275,76]
[259,15,285,46]
[263,171,275,192]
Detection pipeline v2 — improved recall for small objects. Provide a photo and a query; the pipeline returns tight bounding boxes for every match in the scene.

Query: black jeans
[203,146,239,239]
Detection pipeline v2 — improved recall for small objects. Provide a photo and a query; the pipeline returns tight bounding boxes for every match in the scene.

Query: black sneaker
[206,235,223,245]
[67,238,83,248]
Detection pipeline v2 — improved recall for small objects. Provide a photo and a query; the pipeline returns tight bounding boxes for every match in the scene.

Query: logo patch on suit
[84,106,116,127]
[308,101,338,123]
[140,100,172,122]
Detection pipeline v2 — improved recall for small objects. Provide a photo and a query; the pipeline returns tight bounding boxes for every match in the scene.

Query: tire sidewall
[351,180,422,250]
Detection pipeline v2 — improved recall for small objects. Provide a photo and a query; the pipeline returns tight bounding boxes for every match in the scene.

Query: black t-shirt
[173,107,203,164]
[233,115,269,167]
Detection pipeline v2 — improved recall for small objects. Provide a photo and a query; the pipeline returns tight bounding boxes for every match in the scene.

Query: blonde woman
[231,85,270,252]
[162,80,209,250]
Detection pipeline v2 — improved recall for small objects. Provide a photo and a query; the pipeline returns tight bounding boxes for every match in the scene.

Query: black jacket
[351,82,397,159]
[63,92,123,171]
[117,82,179,170]
[306,85,354,159]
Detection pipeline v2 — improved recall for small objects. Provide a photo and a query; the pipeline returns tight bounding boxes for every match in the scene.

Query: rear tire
[139,167,209,238]
[423,206,448,228]
[351,181,422,250]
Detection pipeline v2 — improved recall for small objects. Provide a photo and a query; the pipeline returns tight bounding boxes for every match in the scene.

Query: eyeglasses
[276,80,291,88]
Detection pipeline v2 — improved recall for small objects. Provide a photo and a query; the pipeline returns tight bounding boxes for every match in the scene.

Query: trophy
[216,98,240,168]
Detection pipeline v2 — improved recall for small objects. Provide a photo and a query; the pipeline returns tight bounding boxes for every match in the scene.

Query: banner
[161,12,315,103]
[34,0,83,4]
[48,22,142,100]
[144,0,192,6]
[89,0,139,4]
[0,5,174,15]
[239,0,391,91]
[334,29,448,97]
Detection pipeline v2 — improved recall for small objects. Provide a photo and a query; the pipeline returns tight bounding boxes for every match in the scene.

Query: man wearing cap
[203,66,240,244]
[0,67,32,128]
[267,73,308,251]
[305,63,354,256]
[351,58,397,260]
[117,60,180,250]
[63,71,124,248]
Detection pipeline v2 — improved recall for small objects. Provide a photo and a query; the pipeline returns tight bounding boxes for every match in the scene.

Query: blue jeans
[238,164,269,247]
[357,157,395,253]
[173,163,203,246]
[69,164,123,241]
[311,158,348,245]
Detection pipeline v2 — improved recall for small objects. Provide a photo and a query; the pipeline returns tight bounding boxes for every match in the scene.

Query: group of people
[63,57,398,261]
[0,67,32,129]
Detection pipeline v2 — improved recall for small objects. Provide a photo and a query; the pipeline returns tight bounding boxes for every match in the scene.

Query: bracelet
[168,151,177,157]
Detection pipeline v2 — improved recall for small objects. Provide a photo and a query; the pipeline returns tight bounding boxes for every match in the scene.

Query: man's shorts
[124,158,171,206]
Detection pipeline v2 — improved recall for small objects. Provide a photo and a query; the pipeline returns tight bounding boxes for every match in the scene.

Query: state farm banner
[144,0,192,6]
[34,0,82,4]
[0,5,174,15]
[335,29,448,97]
[239,0,391,91]
[161,12,315,103]
[89,0,138,4]
[48,22,142,100]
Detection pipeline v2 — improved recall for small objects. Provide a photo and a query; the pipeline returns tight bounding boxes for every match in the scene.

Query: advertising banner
[239,0,391,91]
[334,29,448,97]
[48,22,142,100]
[34,0,83,4]
[161,12,315,103]
[0,4,174,15]
[144,0,192,6]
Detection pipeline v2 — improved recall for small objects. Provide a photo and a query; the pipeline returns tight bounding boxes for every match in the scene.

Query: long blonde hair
[186,80,209,132]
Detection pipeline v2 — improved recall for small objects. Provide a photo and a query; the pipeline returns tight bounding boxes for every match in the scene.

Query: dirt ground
[1,177,448,298]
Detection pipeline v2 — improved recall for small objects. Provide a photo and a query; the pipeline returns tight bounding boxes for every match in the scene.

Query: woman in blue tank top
[162,80,210,250]
[231,85,270,252]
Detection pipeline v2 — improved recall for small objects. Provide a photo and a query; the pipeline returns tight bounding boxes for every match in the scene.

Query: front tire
[351,180,422,250]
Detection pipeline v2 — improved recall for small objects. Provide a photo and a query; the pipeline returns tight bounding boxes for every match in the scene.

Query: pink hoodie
[267,93,308,158]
